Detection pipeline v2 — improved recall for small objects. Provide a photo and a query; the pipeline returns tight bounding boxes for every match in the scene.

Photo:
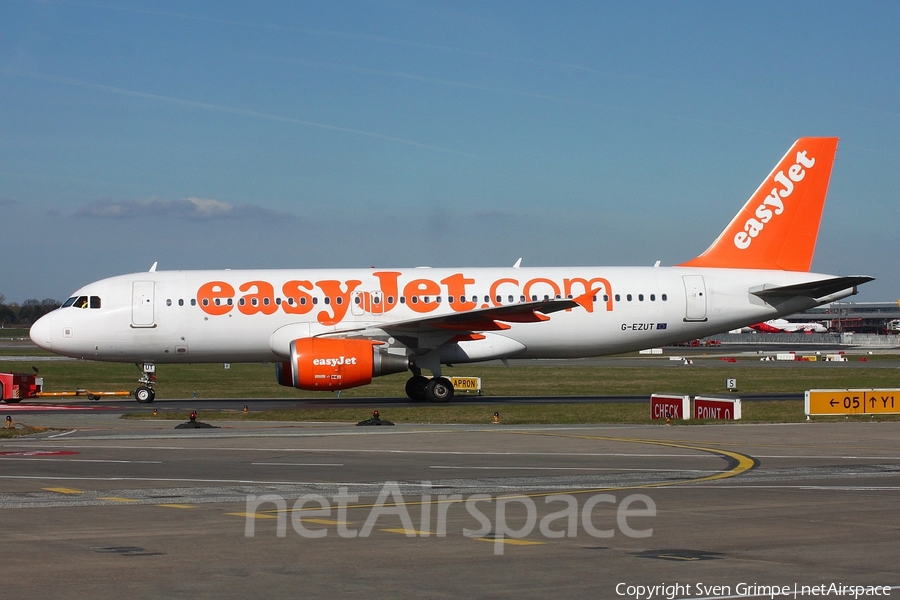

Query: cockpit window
[66,296,101,309]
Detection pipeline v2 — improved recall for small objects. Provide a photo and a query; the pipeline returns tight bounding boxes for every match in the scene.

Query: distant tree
[0,295,13,328]
[14,298,61,325]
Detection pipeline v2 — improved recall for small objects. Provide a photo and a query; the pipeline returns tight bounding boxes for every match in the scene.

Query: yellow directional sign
[805,389,900,415]
[449,377,482,393]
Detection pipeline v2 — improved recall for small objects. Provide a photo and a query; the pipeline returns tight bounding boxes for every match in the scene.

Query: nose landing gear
[135,362,156,403]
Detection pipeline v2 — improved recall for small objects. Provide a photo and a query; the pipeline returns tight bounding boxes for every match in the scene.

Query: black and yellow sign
[805,389,899,415]
[449,377,482,392]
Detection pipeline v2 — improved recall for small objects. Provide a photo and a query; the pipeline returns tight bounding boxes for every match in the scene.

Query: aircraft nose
[29,314,54,350]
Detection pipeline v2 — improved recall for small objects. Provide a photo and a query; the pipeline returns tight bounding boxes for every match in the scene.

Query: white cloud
[74,197,295,221]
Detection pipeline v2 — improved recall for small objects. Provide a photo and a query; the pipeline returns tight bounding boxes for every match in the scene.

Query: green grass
[0,328,31,339]
[5,359,898,400]
[0,425,46,438]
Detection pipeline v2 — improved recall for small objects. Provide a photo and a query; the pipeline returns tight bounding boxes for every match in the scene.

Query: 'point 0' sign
[650,395,690,420]
[693,397,742,420]
[805,389,899,416]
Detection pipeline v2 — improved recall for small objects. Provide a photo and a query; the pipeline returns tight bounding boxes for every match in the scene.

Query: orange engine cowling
[275,338,409,391]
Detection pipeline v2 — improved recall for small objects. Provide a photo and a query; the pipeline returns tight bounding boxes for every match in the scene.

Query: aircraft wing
[381,297,581,336]
[751,276,874,302]
[321,291,598,351]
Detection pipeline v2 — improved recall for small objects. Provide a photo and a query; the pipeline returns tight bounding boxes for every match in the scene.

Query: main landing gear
[135,362,157,403]
[405,371,455,403]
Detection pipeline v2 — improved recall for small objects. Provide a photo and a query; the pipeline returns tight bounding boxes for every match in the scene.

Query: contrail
[69,1,643,81]
[1,68,466,155]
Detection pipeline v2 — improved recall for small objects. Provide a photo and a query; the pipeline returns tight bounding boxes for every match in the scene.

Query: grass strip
[3,360,899,400]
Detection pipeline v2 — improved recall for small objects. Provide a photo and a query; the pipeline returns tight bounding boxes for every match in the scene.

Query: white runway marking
[252,462,344,467]
[430,465,715,472]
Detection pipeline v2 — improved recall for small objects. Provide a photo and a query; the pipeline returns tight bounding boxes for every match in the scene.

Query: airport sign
[650,394,690,420]
[693,397,742,420]
[805,389,900,416]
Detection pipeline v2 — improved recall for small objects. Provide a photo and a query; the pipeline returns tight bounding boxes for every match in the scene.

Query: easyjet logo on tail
[679,137,838,272]
[734,150,816,250]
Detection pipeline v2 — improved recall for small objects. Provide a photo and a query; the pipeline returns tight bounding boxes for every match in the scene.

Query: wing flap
[382,297,581,337]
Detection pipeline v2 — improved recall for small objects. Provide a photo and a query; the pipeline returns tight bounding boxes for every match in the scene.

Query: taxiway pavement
[1,413,898,599]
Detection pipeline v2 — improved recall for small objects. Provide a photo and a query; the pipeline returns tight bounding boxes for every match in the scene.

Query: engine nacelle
[275,338,409,391]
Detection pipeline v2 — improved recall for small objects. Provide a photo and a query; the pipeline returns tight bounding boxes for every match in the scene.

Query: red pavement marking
[0,450,79,456]
[1,404,110,411]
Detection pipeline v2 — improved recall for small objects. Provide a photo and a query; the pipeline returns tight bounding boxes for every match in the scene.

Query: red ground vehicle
[0,373,43,404]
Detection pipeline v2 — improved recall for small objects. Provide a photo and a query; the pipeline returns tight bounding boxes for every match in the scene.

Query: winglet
[679,137,839,272]
[573,288,603,311]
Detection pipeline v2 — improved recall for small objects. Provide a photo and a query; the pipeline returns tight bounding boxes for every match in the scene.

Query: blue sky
[1,1,898,303]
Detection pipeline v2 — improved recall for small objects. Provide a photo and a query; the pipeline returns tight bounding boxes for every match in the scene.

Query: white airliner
[748,318,828,333]
[29,137,872,403]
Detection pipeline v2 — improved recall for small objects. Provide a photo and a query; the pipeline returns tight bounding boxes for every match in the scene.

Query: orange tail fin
[679,137,839,271]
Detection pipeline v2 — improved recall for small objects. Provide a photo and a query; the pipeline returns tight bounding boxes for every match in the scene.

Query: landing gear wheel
[135,386,155,403]
[405,376,429,401]
[426,377,454,403]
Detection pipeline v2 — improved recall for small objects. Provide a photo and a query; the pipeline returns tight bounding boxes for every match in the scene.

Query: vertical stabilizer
[679,137,838,271]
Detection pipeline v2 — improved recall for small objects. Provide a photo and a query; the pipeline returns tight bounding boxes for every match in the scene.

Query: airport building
[704,301,900,348]
[796,301,900,334]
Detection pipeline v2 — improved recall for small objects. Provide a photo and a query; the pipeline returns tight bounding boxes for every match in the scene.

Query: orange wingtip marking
[573,288,603,311]
[679,137,838,272]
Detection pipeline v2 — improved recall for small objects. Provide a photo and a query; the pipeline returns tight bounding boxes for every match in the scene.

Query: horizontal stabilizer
[751,276,874,302]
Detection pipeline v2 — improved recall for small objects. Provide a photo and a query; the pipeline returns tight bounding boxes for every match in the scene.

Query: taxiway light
[152,409,158,416]
[190,411,197,423]
[5,416,10,429]
[492,412,500,424]
[243,405,248,414]
[373,410,379,419]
